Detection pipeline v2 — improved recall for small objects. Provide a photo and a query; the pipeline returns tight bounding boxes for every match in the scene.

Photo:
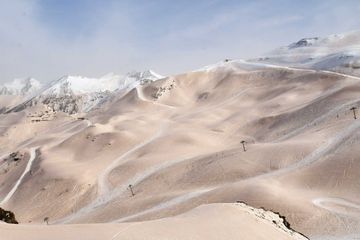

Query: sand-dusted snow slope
[1,59,360,239]
[0,203,307,240]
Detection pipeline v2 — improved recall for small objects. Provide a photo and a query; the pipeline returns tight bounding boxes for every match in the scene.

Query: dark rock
[0,208,18,224]
[289,37,319,49]
[8,152,22,162]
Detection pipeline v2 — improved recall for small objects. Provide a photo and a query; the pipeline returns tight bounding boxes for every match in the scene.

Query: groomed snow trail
[312,198,360,217]
[276,97,360,142]
[57,125,168,223]
[1,147,38,205]
[237,59,360,81]
[238,119,360,183]
[113,188,215,223]
[108,119,360,221]
[97,128,165,197]
[57,61,360,223]
[0,119,90,205]
[201,59,360,81]
[59,117,360,223]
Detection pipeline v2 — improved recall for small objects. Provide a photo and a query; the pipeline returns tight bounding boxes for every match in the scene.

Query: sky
[1,0,360,82]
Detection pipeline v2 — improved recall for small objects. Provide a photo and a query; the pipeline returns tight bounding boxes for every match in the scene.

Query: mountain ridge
[0,70,165,114]
[250,30,360,76]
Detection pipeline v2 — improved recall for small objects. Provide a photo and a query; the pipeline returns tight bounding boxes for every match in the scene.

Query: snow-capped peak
[126,70,165,84]
[143,69,165,80]
[42,73,123,96]
[2,70,165,115]
[249,30,360,77]
[42,70,164,97]
[0,77,42,96]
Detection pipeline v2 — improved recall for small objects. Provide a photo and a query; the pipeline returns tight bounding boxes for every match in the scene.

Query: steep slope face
[251,30,360,76]
[4,70,164,114]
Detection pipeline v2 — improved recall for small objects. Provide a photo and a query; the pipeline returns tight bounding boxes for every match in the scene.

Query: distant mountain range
[0,70,164,114]
[2,30,360,115]
[251,30,360,75]
[1,30,360,240]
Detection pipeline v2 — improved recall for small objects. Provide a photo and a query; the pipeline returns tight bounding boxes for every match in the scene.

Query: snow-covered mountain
[126,70,165,85]
[251,30,360,76]
[43,73,122,96]
[39,70,164,97]
[0,78,42,96]
[2,70,164,114]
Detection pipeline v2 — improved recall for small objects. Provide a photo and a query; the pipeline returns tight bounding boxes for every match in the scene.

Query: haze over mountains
[1,30,360,240]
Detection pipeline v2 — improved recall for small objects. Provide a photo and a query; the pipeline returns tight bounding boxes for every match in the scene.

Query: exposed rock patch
[236,201,308,240]
[0,208,18,224]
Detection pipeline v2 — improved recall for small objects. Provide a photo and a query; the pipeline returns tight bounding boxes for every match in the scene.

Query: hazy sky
[1,0,360,82]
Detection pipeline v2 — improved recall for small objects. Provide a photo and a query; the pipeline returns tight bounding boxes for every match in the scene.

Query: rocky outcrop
[236,201,308,240]
[288,37,319,49]
[0,208,18,224]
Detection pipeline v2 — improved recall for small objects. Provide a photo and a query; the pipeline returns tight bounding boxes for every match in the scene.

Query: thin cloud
[258,15,303,27]
[0,0,359,83]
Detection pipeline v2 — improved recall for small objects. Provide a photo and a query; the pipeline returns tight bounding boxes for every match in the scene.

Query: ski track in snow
[312,198,360,217]
[59,86,257,223]
[105,119,360,222]
[174,87,255,121]
[0,120,91,206]
[97,127,165,197]
[57,124,168,223]
[61,93,360,223]
[237,59,360,81]
[276,98,360,142]
[55,60,360,223]
[107,154,199,198]
[133,76,360,220]
[113,188,215,223]
[241,119,360,181]
[1,147,38,205]
[200,59,360,81]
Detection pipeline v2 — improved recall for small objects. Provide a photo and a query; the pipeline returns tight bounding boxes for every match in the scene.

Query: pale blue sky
[1,0,360,82]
